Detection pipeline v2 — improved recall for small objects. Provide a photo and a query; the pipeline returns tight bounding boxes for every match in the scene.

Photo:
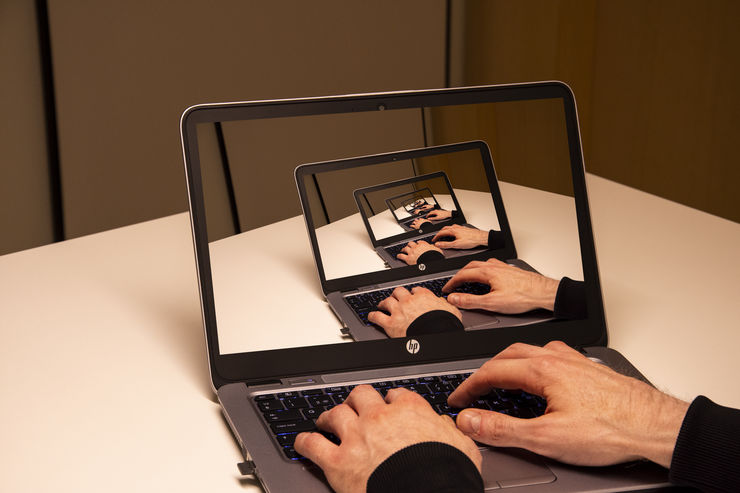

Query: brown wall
[2,1,738,256]
[459,0,740,222]
[0,0,54,255]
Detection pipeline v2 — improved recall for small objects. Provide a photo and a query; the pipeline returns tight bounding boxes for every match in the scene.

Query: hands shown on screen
[396,240,442,265]
[449,341,689,468]
[424,209,452,221]
[368,286,461,338]
[443,259,560,314]
[432,224,489,250]
[410,217,433,229]
[294,385,481,493]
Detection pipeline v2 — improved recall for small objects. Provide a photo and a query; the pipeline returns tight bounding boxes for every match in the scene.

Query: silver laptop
[296,141,553,342]
[180,82,671,492]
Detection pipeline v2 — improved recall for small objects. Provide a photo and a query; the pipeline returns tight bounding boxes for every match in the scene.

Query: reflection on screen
[197,98,583,354]
[297,144,503,279]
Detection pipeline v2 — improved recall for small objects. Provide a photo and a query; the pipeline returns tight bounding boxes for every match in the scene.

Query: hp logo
[418,263,426,271]
[406,339,420,354]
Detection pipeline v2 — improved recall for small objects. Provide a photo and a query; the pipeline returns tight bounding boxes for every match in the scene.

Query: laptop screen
[182,84,603,385]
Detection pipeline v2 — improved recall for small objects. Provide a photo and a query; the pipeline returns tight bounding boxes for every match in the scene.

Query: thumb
[447,292,483,309]
[456,409,528,448]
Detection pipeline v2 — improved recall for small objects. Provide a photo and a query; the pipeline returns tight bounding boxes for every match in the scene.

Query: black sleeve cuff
[417,250,445,265]
[407,310,464,337]
[487,230,505,250]
[367,442,483,493]
[553,277,587,319]
[416,220,433,233]
[669,395,740,492]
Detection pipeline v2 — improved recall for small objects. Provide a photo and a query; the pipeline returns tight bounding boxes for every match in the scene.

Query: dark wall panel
[47,0,446,239]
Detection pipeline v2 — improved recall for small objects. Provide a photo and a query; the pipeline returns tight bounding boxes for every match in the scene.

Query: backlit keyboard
[345,276,489,325]
[252,372,546,461]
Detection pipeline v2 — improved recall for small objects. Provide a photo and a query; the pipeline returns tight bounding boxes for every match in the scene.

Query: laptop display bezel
[180,82,607,389]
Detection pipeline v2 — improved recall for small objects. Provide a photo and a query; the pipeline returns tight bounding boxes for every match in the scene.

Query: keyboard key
[277,433,298,446]
[264,409,303,422]
[271,420,316,434]
[307,395,334,408]
[257,399,284,412]
[283,397,309,409]
[302,407,325,420]
[282,446,303,460]
[300,388,325,396]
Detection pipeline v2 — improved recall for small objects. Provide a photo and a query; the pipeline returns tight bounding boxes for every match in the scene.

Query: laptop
[180,82,672,492]
[347,144,489,266]
[296,141,553,341]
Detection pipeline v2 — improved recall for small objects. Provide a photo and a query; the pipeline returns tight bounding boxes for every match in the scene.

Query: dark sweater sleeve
[417,249,445,265]
[407,310,464,336]
[553,277,587,319]
[367,442,483,493]
[669,395,740,492]
[487,230,505,250]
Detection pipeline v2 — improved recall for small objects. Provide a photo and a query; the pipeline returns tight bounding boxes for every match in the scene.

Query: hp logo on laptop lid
[406,339,420,354]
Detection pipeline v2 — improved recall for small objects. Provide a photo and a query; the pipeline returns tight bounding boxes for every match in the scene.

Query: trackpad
[480,448,556,490]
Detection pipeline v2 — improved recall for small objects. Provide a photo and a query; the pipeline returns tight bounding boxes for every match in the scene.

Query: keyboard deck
[252,372,546,461]
[345,276,490,325]
[382,234,455,258]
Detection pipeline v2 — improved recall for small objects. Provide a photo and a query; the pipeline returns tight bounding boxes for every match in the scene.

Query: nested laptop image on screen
[195,98,582,354]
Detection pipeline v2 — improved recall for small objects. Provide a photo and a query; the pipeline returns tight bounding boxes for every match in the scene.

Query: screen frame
[296,140,515,295]
[180,82,608,389]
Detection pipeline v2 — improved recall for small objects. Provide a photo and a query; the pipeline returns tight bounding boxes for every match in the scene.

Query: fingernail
[457,411,481,434]
[448,294,457,304]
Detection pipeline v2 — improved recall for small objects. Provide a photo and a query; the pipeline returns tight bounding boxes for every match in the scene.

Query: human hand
[432,224,489,250]
[368,286,461,338]
[396,240,443,265]
[448,341,689,468]
[295,385,481,493]
[410,217,432,229]
[424,209,452,221]
[443,259,560,314]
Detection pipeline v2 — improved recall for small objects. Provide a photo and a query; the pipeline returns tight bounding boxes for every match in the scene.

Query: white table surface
[1,174,739,492]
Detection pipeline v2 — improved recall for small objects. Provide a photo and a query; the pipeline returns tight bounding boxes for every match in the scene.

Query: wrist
[624,384,690,468]
[530,276,560,311]
[474,229,489,247]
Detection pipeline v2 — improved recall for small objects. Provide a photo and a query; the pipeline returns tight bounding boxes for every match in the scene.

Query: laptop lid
[180,82,607,390]
[295,141,513,287]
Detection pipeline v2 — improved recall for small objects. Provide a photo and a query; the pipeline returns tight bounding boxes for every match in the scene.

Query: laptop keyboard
[382,234,454,258]
[252,372,546,461]
[345,276,490,325]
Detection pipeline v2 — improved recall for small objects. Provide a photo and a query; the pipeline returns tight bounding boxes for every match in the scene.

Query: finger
[384,387,427,406]
[409,286,434,296]
[293,432,339,470]
[315,403,358,439]
[391,286,412,301]
[344,384,386,415]
[492,342,547,361]
[396,253,409,262]
[433,240,457,249]
[431,227,453,242]
[447,293,489,310]
[448,358,546,407]
[442,268,489,293]
[367,310,392,328]
[376,296,399,313]
[456,409,537,449]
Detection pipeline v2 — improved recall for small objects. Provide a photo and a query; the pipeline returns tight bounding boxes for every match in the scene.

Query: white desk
[212,182,577,354]
[1,174,739,492]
